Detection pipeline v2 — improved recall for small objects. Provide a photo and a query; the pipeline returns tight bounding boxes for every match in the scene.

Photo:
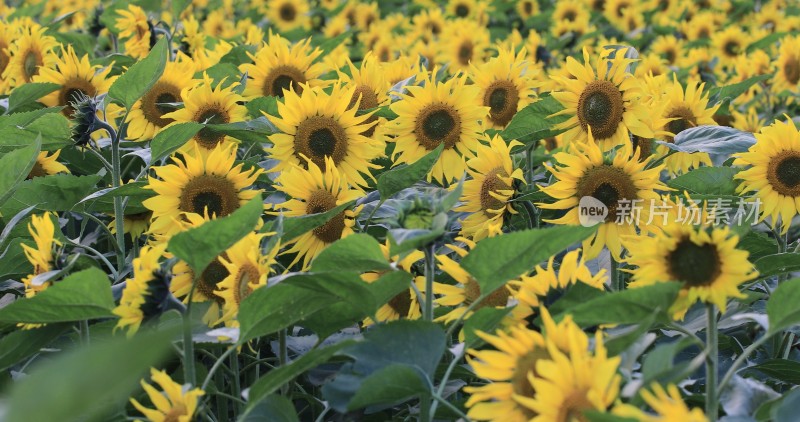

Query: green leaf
[0,323,69,371]
[171,0,193,24]
[168,195,263,274]
[548,282,607,316]
[4,327,176,422]
[239,395,299,422]
[605,311,659,356]
[310,234,391,272]
[206,116,276,144]
[108,37,168,109]
[238,283,333,343]
[0,135,40,206]
[281,200,355,241]
[7,82,60,113]
[708,74,771,105]
[746,32,796,53]
[0,174,102,217]
[767,278,800,335]
[641,337,696,384]
[755,254,800,279]
[0,110,71,153]
[0,268,115,324]
[281,272,376,316]
[463,307,512,347]
[772,386,800,422]
[557,282,682,327]
[746,359,800,385]
[460,226,596,299]
[347,364,429,410]
[739,230,779,261]
[499,95,568,146]
[246,96,281,118]
[312,30,353,57]
[666,166,739,196]
[247,341,356,407]
[149,122,203,161]
[377,144,444,200]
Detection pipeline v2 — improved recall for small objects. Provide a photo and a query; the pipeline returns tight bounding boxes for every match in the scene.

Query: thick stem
[706,305,719,422]
[98,120,126,274]
[423,244,436,321]
[719,334,770,392]
[611,258,623,291]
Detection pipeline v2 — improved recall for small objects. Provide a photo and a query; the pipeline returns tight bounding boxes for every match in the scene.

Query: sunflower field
[3,0,800,421]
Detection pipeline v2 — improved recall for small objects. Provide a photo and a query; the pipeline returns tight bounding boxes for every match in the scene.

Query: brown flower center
[723,40,740,58]
[294,116,349,170]
[264,65,306,97]
[348,85,380,137]
[414,103,462,150]
[555,389,595,422]
[141,81,182,129]
[767,151,800,197]
[783,55,800,85]
[233,263,261,305]
[193,106,230,149]
[512,348,551,418]
[198,257,228,303]
[23,49,43,82]
[455,3,469,17]
[27,161,47,179]
[457,40,474,66]
[480,167,511,216]
[630,136,653,162]
[463,278,510,309]
[667,237,721,287]
[59,79,97,118]
[576,80,624,140]
[307,189,346,243]
[279,3,296,21]
[179,174,240,217]
[665,106,698,142]
[387,289,413,316]
[484,79,519,127]
[576,165,638,223]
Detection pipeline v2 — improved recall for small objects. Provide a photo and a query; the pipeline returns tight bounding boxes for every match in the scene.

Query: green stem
[98,120,126,273]
[183,278,198,386]
[525,145,534,185]
[429,347,466,418]
[719,334,771,392]
[279,329,289,396]
[423,244,436,321]
[361,199,384,232]
[518,200,538,229]
[706,305,719,422]
[780,332,796,359]
[611,258,622,291]
[80,320,90,346]
[230,350,242,415]
[431,392,469,420]
[201,346,237,391]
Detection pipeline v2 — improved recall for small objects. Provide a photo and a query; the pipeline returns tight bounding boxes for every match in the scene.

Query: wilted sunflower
[390,72,487,184]
[267,83,383,190]
[464,308,591,422]
[551,48,653,151]
[162,76,248,153]
[538,131,669,261]
[20,212,61,299]
[773,35,800,94]
[216,231,279,327]
[26,151,69,179]
[439,19,491,73]
[112,243,168,337]
[470,47,539,129]
[2,25,58,89]
[274,157,362,270]
[130,368,204,422]
[626,224,756,319]
[239,33,325,99]
[266,0,311,32]
[613,383,708,422]
[115,4,151,59]
[143,144,262,236]
[125,59,197,141]
[33,45,114,118]
[456,135,524,241]
[734,118,800,234]
[659,76,718,175]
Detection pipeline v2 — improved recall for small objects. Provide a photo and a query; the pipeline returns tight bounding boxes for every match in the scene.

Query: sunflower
[515,330,621,422]
[216,231,279,327]
[625,224,756,319]
[109,211,153,240]
[112,243,168,337]
[552,0,590,26]
[274,157,362,270]
[0,20,17,94]
[267,83,382,189]
[143,143,262,237]
[439,19,491,73]
[125,59,197,141]
[634,53,669,78]
[550,48,654,151]
[456,135,525,241]
[470,46,540,129]
[613,383,708,422]
[33,45,114,118]
[389,72,487,184]
[463,308,592,422]
[130,368,204,422]
[658,76,718,175]
[266,0,311,32]
[731,108,764,133]
[115,4,151,59]
[649,35,683,67]
[202,10,237,39]
[773,35,800,94]
[161,76,247,153]
[26,151,69,179]
[446,0,478,19]
[338,53,389,139]
[681,11,717,41]
[362,244,428,325]
[434,239,515,324]
[538,131,669,261]
[2,25,58,89]
[20,212,61,300]
[239,33,325,99]
[603,0,634,28]
[711,26,749,67]
[517,0,539,20]
[733,118,800,234]
[412,8,446,41]
[512,249,607,310]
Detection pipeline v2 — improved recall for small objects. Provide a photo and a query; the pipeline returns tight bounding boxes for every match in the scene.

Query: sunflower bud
[69,93,100,147]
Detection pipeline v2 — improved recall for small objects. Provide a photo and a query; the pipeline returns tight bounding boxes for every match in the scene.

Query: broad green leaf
[377,144,444,200]
[347,364,429,411]
[666,166,739,196]
[739,230,779,260]
[746,31,793,53]
[0,323,68,371]
[302,271,411,339]
[499,95,568,146]
[0,136,40,206]
[641,337,696,384]
[708,74,772,105]
[662,126,755,156]
[171,0,193,25]
[0,238,32,280]
[311,234,391,272]
[4,327,176,422]
[238,283,333,343]
[0,268,114,324]
[772,387,800,422]
[168,195,263,274]
[149,122,203,161]
[755,254,800,279]
[108,37,168,109]
[7,82,59,113]
[548,282,607,316]
[246,96,280,118]
[746,359,800,385]
[206,116,276,144]
[0,174,102,217]
[247,341,356,407]
[0,111,71,153]
[312,30,353,56]
[239,395,300,422]
[558,282,682,327]
[605,311,659,356]
[280,200,355,241]
[460,225,596,299]
[282,272,376,315]
[767,278,800,335]
[463,307,512,347]
[219,44,257,65]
